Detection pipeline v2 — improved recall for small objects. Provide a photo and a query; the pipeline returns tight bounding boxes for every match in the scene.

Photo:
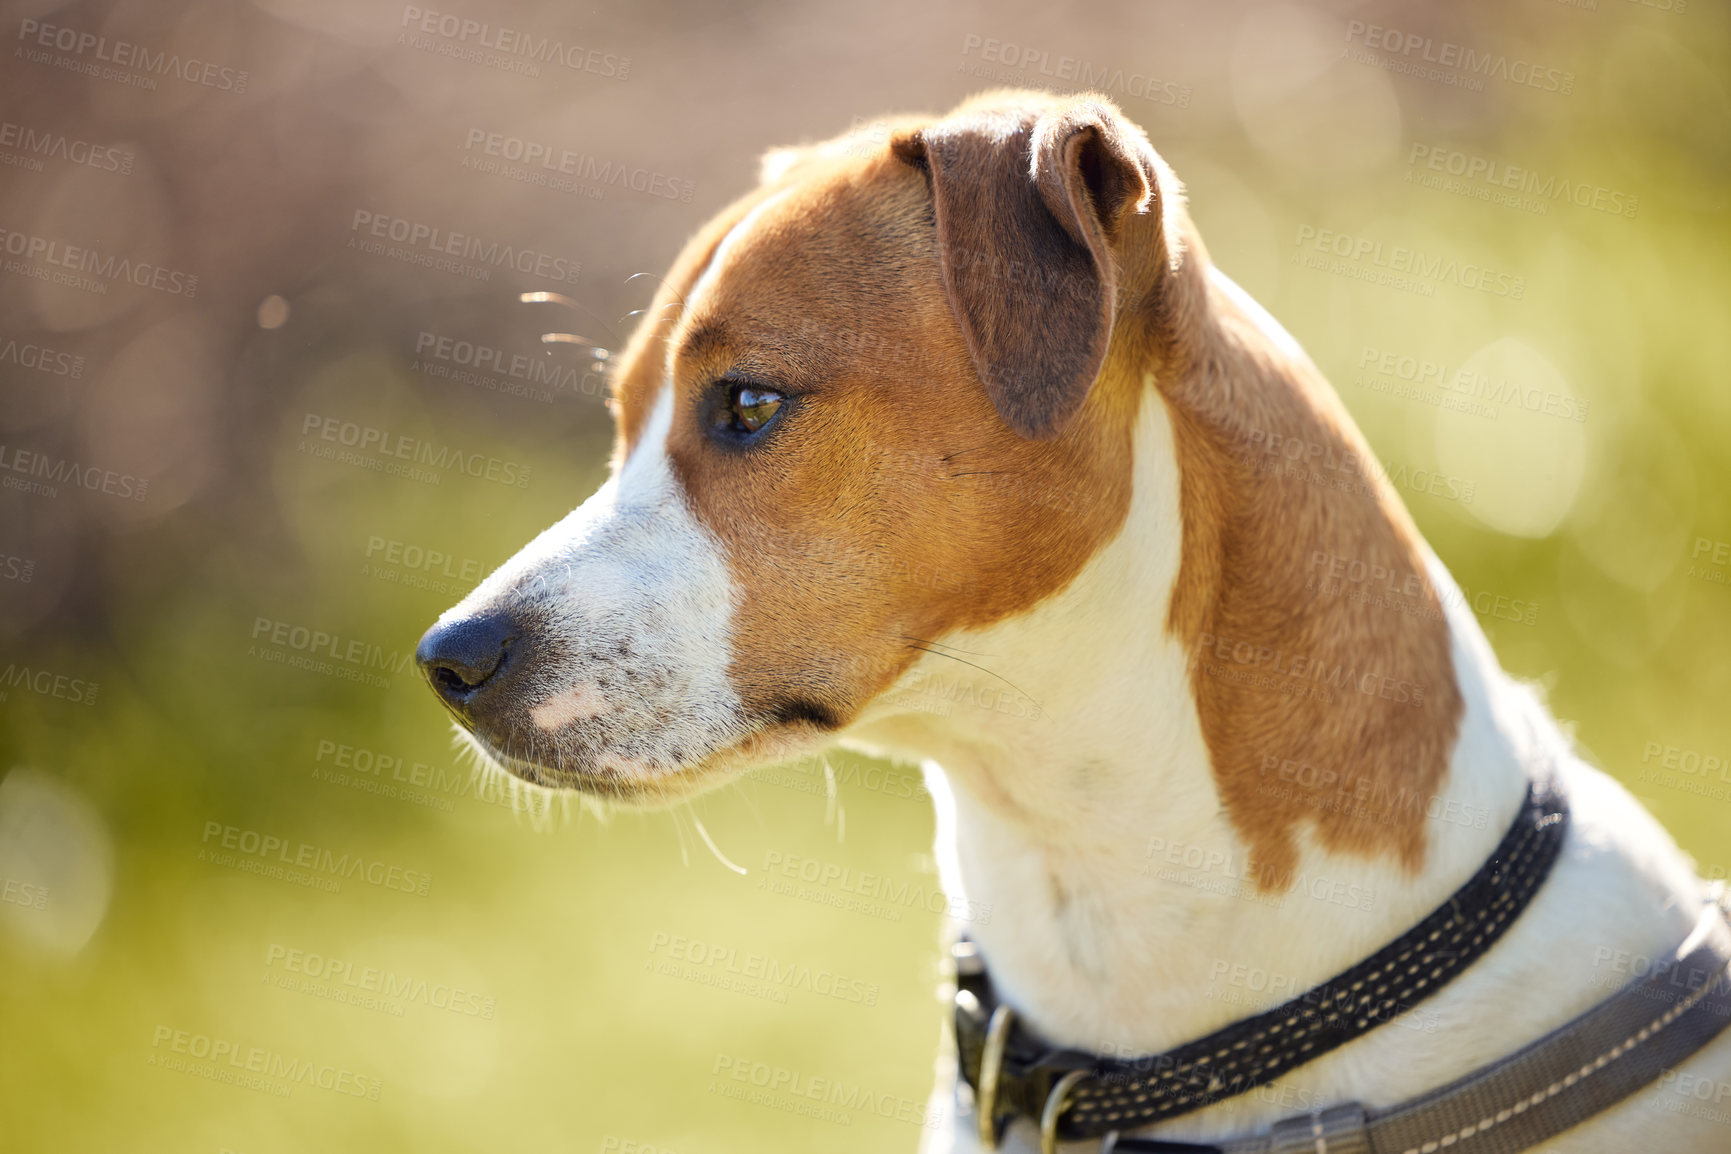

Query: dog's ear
[892,101,1155,440]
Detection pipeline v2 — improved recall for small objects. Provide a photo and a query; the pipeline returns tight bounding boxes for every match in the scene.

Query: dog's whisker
[903,641,1034,701]
[693,816,748,875]
[823,757,837,827]
[621,301,685,327]
[660,793,692,868]
[518,289,622,342]
[517,289,579,309]
[538,332,610,359]
[896,632,996,658]
[623,269,691,313]
[819,758,848,845]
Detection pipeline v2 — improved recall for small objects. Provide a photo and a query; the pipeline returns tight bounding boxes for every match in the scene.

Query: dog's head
[416,90,1182,800]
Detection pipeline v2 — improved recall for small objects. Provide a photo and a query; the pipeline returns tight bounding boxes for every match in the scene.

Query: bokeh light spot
[0,768,114,958]
[1435,339,1587,539]
[257,294,291,329]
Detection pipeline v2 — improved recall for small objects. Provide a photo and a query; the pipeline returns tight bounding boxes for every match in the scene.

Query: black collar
[955,775,1569,1146]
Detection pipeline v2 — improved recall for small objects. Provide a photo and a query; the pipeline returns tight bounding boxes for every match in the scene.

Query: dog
[416,90,1731,1152]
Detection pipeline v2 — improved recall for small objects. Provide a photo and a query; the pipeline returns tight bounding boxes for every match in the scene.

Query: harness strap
[1106,885,1731,1154]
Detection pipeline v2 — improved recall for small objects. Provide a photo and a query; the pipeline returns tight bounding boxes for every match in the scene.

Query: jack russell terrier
[416,91,1731,1152]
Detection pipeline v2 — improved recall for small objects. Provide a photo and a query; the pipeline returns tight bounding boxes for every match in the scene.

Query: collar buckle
[1040,1069,1089,1154]
[976,1003,1016,1150]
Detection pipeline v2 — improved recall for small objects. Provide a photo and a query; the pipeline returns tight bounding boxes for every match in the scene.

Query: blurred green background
[1,0,1728,1151]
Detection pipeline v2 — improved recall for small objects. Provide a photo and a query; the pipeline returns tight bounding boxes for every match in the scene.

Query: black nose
[416,611,519,708]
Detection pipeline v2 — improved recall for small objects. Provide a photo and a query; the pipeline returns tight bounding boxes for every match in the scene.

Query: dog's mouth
[452,710,834,805]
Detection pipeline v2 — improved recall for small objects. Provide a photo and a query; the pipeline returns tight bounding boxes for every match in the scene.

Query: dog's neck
[841,266,1547,1056]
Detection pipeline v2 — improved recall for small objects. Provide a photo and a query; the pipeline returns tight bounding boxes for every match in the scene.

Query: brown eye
[730,385,784,434]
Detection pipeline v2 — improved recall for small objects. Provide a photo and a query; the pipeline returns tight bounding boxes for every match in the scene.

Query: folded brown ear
[895,100,1155,440]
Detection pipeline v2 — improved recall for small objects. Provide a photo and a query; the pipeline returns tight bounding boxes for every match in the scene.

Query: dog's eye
[727,385,783,434]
